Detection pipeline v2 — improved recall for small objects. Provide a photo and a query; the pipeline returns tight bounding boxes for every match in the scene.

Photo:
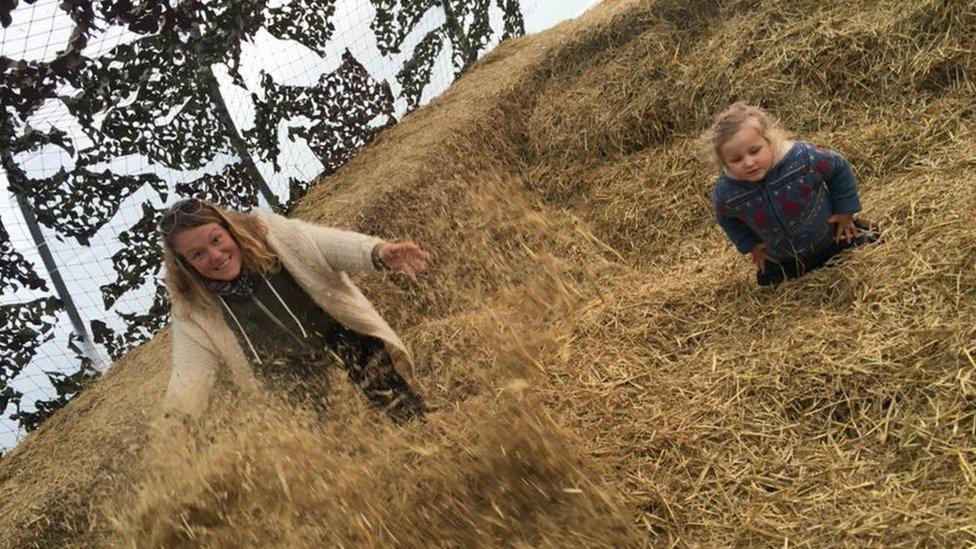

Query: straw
[2,0,975,545]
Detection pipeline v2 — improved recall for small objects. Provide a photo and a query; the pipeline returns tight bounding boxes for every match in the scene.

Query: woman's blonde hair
[160,199,279,314]
[699,102,789,170]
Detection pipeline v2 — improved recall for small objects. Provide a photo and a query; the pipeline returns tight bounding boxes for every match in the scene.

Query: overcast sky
[524,0,598,33]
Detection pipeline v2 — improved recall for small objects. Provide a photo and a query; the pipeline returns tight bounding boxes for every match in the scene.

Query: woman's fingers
[405,248,429,273]
[398,253,427,273]
[381,241,430,282]
[389,243,429,262]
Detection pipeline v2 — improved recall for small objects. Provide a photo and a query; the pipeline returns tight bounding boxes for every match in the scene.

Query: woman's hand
[828,213,857,243]
[750,243,779,273]
[377,242,430,282]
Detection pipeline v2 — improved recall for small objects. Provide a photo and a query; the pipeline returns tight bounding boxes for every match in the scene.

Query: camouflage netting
[0,0,524,446]
[1,0,975,545]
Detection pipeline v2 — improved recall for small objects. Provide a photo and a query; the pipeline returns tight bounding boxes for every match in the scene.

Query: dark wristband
[371,244,387,270]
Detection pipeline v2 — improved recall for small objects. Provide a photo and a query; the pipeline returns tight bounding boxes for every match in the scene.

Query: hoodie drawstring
[219,295,262,365]
[262,274,309,339]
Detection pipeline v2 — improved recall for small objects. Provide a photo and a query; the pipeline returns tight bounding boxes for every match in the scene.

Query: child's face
[720,121,774,182]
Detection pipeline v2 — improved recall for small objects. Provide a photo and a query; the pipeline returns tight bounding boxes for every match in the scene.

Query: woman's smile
[171,222,243,281]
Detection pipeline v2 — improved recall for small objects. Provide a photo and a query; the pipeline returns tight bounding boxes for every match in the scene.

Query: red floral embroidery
[815,157,830,174]
[754,209,768,226]
[779,197,800,217]
[798,184,812,200]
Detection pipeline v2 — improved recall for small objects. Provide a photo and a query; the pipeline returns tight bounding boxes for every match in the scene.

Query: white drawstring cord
[219,296,262,365]
[261,274,309,339]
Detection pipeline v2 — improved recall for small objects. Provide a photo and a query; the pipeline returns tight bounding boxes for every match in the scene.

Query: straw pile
[2,0,975,545]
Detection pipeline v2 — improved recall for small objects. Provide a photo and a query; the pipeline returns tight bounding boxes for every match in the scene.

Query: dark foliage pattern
[371,0,525,109]
[266,0,337,58]
[9,331,99,432]
[99,203,164,311]
[174,161,260,209]
[0,297,59,384]
[0,0,524,439]
[495,0,525,39]
[92,283,169,361]
[0,214,47,293]
[66,34,232,170]
[245,51,396,195]
[396,27,444,110]
[370,0,438,55]
[0,297,60,421]
[6,164,168,246]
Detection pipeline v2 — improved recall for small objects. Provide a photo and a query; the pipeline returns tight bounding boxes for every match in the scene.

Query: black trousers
[757,221,880,286]
[331,324,426,423]
[255,324,426,424]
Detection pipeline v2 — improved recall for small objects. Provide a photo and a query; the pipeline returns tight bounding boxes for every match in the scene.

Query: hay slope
[2,0,976,545]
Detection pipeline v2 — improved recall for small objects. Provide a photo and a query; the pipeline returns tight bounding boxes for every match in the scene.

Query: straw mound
[3,0,976,545]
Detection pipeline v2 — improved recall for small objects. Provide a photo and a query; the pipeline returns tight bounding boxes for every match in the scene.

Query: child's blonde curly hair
[699,102,790,171]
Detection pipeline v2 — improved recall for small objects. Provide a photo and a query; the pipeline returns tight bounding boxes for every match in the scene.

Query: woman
[158,198,429,423]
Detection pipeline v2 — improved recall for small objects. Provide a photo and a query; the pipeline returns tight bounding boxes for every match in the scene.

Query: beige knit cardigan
[162,209,412,417]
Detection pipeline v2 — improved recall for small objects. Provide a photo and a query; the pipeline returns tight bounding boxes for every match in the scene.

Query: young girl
[704,102,876,286]
[158,198,428,423]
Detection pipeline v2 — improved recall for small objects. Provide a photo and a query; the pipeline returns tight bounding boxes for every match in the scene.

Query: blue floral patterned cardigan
[712,141,861,260]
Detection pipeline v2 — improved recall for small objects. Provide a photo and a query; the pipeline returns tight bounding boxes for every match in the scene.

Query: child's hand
[750,244,779,273]
[828,213,857,243]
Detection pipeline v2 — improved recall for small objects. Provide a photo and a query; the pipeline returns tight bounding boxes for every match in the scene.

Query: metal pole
[0,162,107,370]
[192,26,284,212]
[201,68,284,211]
[0,107,106,369]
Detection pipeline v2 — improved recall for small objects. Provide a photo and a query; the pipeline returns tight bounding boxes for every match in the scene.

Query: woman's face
[171,222,242,281]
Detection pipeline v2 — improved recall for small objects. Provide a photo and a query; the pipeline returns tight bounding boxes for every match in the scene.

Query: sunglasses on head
[157,198,204,236]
